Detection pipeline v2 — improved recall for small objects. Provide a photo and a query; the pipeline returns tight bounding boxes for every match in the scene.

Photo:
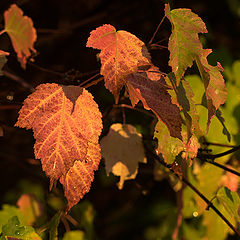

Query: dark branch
[147,149,240,238]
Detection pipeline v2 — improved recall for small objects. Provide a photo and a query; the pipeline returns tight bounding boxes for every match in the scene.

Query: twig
[197,145,240,160]
[2,70,34,91]
[0,29,6,35]
[113,104,155,117]
[203,142,236,148]
[148,16,166,45]
[79,72,100,87]
[148,150,240,237]
[199,159,240,177]
[82,76,104,88]
[29,62,65,77]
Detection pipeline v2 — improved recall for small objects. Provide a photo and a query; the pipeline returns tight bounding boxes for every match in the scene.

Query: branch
[147,149,240,237]
[148,16,166,45]
[197,145,240,160]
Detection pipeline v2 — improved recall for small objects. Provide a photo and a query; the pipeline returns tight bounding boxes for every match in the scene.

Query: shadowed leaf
[101,123,146,189]
[127,65,182,139]
[0,50,9,75]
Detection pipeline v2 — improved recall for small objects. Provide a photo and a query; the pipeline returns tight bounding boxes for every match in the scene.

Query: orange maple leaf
[4,4,37,69]
[15,83,102,211]
[87,24,151,102]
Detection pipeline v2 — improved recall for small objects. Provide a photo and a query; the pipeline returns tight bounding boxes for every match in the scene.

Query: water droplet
[193,211,198,217]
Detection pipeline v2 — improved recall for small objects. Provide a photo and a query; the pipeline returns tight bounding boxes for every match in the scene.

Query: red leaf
[127,65,182,139]
[15,83,102,210]
[196,49,227,130]
[87,24,151,102]
[165,4,207,84]
[4,4,37,68]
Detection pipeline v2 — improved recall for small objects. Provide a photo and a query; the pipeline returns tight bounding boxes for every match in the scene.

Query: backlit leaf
[49,211,62,240]
[16,194,43,226]
[0,216,41,240]
[154,120,199,165]
[165,4,207,84]
[15,83,102,210]
[63,231,86,240]
[101,123,146,189]
[127,65,182,139]
[196,49,227,130]
[0,50,9,75]
[87,24,151,101]
[216,187,240,222]
[4,4,37,68]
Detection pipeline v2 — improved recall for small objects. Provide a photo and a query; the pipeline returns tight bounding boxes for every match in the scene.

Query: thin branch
[29,62,65,77]
[198,145,240,160]
[113,104,155,117]
[148,150,240,237]
[79,72,100,87]
[199,159,240,177]
[203,141,236,148]
[2,70,34,91]
[0,29,6,35]
[149,43,168,49]
[82,76,104,88]
[148,16,166,45]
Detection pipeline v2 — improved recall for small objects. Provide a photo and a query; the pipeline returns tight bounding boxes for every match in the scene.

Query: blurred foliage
[0,0,239,239]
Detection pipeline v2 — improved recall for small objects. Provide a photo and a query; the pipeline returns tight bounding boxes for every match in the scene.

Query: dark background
[0,0,239,239]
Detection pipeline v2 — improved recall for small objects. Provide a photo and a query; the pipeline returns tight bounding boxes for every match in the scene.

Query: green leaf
[154,120,199,165]
[0,216,41,240]
[165,4,207,84]
[49,211,62,240]
[62,231,86,240]
[0,205,23,233]
[216,187,240,222]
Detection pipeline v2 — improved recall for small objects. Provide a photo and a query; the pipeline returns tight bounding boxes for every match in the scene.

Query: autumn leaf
[127,65,182,139]
[4,4,37,68]
[154,120,199,165]
[165,4,207,85]
[101,123,146,189]
[196,49,227,130]
[15,83,102,211]
[0,50,9,75]
[17,194,43,226]
[87,24,151,102]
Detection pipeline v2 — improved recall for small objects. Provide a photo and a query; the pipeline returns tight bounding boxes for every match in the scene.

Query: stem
[203,141,236,148]
[148,16,166,45]
[79,72,100,87]
[0,29,6,35]
[148,150,240,237]
[113,104,155,117]
[29,62,65,77]
[200,159,240,177]
[198,145,240,160]
[82,76,104,88]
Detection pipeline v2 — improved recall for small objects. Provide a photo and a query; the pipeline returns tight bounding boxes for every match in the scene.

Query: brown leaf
[127,65,182,139]
[4,4,37,68]
[101,123,146,189]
